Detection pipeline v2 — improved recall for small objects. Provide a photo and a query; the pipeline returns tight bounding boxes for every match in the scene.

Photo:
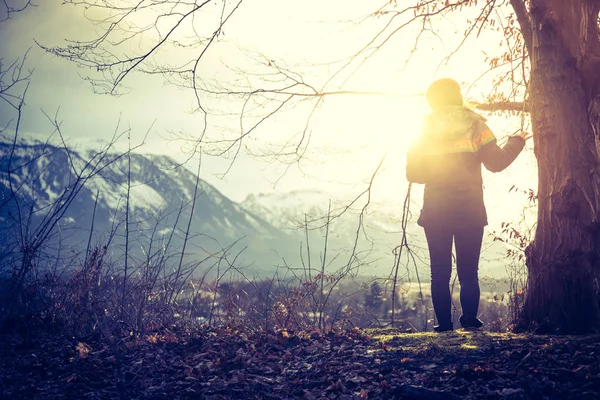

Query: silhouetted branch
[0,0,33,23]
[472,101,530,113]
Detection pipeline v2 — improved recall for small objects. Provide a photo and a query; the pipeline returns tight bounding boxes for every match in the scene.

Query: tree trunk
[518,0,600,333]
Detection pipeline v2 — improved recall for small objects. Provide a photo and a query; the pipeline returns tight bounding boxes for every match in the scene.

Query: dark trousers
[424,224,484,326]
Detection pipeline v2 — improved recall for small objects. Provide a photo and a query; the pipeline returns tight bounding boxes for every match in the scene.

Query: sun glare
[295,83,426,203]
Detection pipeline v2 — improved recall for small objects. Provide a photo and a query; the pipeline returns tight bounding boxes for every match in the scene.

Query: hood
[421,105,486,140]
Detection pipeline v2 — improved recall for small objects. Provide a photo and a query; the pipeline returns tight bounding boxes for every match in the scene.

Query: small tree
[364,281,384,314]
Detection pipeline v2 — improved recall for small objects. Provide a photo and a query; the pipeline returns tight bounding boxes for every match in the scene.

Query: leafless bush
[488,187,535,329]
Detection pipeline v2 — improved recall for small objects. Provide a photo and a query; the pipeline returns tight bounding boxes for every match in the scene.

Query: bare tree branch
[472,100,530,113]
[0,0,33,23]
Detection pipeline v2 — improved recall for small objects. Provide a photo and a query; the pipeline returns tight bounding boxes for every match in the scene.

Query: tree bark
[519,0,600,333]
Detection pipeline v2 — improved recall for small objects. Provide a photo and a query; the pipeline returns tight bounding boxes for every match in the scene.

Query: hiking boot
[460,316,484,330]
[433,324,453,333]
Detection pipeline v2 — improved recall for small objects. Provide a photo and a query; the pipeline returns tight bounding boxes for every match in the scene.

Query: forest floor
[1,326,600,399]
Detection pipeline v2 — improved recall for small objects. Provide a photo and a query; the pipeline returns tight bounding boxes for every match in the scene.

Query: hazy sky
[0,0,536,216]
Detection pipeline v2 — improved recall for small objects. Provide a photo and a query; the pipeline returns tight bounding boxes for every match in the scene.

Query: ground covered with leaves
[1,325,599,399]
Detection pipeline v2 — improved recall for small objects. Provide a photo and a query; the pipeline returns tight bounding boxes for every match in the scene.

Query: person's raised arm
[478,127,530,172]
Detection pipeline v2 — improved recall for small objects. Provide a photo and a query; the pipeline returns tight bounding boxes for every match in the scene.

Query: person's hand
[513,131,532,142]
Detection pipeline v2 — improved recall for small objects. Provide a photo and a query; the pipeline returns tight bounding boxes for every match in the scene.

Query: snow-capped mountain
[0,139,298,275]
[240,190,411,275]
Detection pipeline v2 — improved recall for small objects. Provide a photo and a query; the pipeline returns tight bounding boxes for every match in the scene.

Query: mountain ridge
[0,140,298,275]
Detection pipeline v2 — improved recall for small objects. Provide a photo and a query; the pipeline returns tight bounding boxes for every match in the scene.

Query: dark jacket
[406,106,525,227]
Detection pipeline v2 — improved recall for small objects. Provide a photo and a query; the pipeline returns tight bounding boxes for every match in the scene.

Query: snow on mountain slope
[241,190,336,230]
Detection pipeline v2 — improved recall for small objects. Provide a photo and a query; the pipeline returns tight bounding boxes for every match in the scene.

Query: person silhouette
[406,78,531,332]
